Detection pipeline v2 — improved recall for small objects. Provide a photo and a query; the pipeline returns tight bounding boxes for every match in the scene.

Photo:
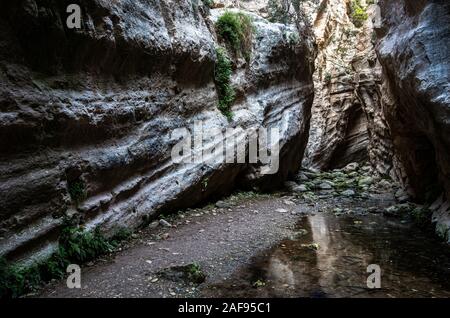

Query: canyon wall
[301,0,450,240]
[303,0,394,177]
[376,0,450,241]
[0,0,315,262]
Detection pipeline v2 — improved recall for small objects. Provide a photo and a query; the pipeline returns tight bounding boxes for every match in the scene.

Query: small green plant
[0,222,131,298]
[186,263,206,284]
[252,279,266,288]
[350,0,368,28]
[0,257,27,298]
[58,226,113,263]
[68,179,86,204]
[110,227,132,245]
[215,11,254,59]
[214,47,235,120]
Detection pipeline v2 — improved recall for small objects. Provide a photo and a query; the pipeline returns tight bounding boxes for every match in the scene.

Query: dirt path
[36,191,400,298]
[38,193,304,297]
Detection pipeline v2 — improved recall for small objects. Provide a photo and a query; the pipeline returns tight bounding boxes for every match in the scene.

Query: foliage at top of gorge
[215,10,254,60]
[350,0,369,27]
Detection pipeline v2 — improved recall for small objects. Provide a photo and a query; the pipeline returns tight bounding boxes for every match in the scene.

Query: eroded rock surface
[303,0,394,177]
[0,1,315,262]
[376,0,450,241]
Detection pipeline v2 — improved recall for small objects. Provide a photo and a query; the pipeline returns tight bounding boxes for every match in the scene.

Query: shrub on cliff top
[350,0,368,28]
[215,11,254,60]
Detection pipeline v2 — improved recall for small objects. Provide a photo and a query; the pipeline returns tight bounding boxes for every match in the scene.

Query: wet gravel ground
[35,191,399,298]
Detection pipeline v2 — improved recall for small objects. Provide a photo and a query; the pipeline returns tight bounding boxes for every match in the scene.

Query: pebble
[148,221,159,229]
[293,184,309,193]
[319,182,333,190]
[160,233,170,240]
[159,219,172,227]
[341,189,356,197]
[216,200,231,208]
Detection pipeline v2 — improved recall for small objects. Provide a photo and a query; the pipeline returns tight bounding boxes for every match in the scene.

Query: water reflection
[202,214,450,298]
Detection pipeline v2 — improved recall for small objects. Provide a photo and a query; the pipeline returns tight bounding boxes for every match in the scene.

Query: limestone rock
[293,184,309,193]
[376,0,450,239]
[318,182,333,190]
[0,1,315,262]
[344,163,360,173]
[303,0,395,176]
[376,0,450,206]
[159,220,172,228]
[341,189,356,197]
[358,177,374,187]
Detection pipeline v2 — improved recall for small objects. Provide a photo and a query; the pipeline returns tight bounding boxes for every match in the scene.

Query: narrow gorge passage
[38,176,450,298]
[1,0,450,300]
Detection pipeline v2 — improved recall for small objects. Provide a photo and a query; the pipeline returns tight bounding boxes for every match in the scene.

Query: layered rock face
[0,0,315,262]
[303,0,394,176]
[376,0,450,240]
